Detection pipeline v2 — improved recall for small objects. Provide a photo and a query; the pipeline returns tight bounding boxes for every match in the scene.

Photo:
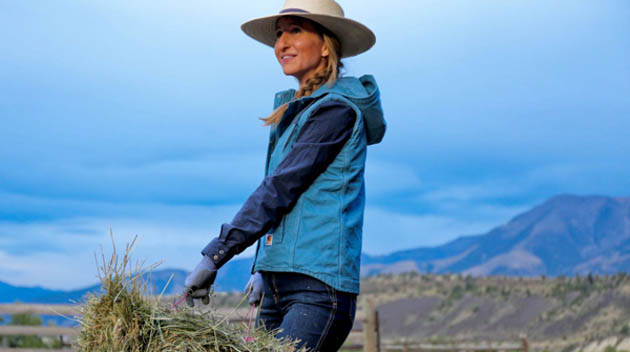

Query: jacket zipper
[282,99,317,151]
[282,120,299,151]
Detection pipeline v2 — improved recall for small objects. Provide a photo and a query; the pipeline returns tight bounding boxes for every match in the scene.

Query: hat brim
[241,12,375,58]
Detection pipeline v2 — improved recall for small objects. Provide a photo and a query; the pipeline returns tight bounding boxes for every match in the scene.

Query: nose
[275,32,290,53]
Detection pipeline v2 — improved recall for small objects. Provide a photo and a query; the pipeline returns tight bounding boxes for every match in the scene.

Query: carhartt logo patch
[265,234,273,246]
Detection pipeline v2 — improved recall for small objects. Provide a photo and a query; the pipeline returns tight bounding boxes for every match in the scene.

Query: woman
[184,0,385,350]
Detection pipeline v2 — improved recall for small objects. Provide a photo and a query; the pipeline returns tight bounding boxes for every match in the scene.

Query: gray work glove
[244,272,264,306]
[184,255,217,307]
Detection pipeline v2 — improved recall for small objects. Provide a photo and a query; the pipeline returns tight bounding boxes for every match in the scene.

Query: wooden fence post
[520,335,528,352]
[364,300,380,352]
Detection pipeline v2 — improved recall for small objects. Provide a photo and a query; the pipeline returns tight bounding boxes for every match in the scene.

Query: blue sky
[1,0,629,290]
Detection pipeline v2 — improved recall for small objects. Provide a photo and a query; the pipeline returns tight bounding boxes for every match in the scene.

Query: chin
[280,65,300,78]
[282,68,297,77]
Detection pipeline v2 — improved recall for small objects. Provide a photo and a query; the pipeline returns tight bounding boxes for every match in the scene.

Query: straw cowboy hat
[241,0,375,58]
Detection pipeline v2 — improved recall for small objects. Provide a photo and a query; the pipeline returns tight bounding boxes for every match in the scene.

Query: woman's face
[274,17,329,88]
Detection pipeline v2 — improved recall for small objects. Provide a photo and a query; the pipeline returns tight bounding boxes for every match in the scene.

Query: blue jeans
[256,271,357,351]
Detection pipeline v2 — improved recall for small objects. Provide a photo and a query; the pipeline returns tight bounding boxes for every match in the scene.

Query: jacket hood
[273,75,386,145]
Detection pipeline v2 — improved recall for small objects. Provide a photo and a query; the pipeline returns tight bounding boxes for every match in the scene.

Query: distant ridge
[362,194,630,276]
[0,269,187,304]
[3,194,629,302]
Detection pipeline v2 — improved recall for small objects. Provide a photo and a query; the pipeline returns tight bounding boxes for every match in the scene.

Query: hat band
[279,8,310,14]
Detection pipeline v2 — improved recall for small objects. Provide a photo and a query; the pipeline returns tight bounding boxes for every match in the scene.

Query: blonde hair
[262,21,342,126]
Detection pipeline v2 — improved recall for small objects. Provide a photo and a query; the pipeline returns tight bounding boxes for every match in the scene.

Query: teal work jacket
[252,75,385,294]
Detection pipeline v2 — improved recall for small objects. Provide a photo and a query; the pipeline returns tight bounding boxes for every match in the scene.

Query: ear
[321,44,329,58]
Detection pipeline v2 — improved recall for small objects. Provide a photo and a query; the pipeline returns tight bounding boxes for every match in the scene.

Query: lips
[280,54,296,65]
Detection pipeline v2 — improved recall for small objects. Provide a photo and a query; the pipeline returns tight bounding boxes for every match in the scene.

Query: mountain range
[362,194,630,276]
[2,194,629,304]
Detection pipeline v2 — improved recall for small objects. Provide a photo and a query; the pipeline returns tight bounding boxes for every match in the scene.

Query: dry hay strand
[76,234,302,352]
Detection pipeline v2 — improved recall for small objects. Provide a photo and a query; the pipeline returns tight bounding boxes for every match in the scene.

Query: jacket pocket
[268,217,285,245]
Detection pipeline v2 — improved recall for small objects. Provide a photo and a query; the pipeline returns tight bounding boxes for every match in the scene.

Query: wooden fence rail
[0,304,79,350]
[380,343,525,351]
[0,326,78,337]
[0,349,73,352]
[0,305,78,317]
[1,303,527,352]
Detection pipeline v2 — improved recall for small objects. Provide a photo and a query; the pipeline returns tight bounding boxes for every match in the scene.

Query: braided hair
[262,20,343,126]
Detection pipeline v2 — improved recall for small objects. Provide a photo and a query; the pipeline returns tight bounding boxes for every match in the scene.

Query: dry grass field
[360,273,630,351]
[211,273,630,352]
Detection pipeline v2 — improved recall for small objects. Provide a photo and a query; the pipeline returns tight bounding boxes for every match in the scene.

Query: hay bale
[76,236,301,352]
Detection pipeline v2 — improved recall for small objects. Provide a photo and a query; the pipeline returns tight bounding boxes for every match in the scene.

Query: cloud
[0,202,259,290]
[0,249,99,291]
[362,204,525,255]
[0,158,624,289]
[0,199,524,289]
[0,150,267,214]
[365,158,423,198]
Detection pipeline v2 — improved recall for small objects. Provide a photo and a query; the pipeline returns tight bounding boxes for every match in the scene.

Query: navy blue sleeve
[201,101,356,267]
